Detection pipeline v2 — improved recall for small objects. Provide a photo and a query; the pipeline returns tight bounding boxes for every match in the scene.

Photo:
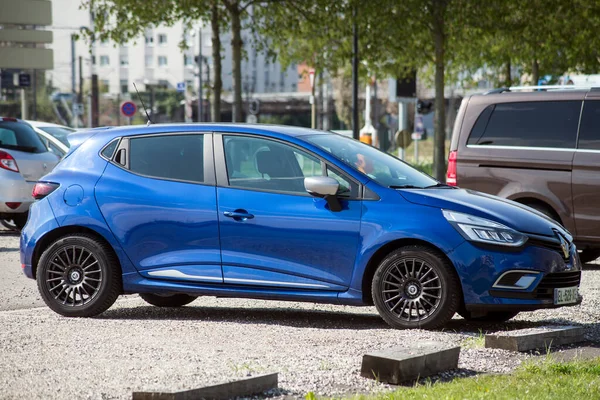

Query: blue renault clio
[20,124,582,329]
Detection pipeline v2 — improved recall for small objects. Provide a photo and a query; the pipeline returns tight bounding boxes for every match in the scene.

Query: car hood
[398,188,570,239]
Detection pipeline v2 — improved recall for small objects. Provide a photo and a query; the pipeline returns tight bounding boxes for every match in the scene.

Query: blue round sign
[120,101,137,118]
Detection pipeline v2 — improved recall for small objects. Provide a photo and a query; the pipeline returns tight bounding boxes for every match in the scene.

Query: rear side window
[129,134,204,183]
[467,101,581,149]
[38,126,75,146]
[578,101,600,150]
[0,121,47,153]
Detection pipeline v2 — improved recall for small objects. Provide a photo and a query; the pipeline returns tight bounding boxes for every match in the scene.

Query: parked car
[0,118,59,230]
[26,120,74,158]
[21,124,582,329]
[447,85,600,264]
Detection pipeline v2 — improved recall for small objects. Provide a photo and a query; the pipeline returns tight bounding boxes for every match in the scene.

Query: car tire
[11,213,28,231]
[139,293,198,307]
[458,310,519,323]
[579,249,600,264]
[37,234,121,317]
[372,246,460,330]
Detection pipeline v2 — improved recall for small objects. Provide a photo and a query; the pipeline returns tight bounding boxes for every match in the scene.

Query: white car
[0,118,59,230]
[25,120,74,158]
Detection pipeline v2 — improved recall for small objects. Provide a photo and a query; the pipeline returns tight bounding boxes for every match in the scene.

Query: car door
[95,132,223,283]
[214,133,362,291]
[572,97,600,243]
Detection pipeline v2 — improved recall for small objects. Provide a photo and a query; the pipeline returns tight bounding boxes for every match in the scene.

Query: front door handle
[223,210,254,221]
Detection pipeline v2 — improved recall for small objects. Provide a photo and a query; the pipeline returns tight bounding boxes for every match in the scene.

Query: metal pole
[71,34,78,128]
[197,26,203,123]
[311,74,316,129]
[32,70,37,120]
[373,78,378,148]
[414,98,419,163]
[351,5,359,139]
[20,88,27,119]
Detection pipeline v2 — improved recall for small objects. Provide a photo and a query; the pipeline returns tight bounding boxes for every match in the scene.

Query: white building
[48,0,299,97]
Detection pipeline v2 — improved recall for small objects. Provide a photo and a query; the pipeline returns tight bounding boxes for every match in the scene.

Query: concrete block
[485,325,585,352]
[361,341,461,384]
[132,372,278,400]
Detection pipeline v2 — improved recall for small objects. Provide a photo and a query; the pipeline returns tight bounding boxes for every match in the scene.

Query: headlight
[442,210,528,247]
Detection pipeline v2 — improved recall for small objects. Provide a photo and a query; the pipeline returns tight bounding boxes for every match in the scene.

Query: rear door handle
[223,210,254,221]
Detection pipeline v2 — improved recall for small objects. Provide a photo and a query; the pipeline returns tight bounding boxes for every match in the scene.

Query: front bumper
[449,237,582,311]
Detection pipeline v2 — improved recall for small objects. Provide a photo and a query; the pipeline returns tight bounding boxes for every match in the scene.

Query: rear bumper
[0,170,34,214]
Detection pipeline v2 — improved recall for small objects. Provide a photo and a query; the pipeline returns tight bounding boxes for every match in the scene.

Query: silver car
[26,120,73,159]
[0,117,59,230]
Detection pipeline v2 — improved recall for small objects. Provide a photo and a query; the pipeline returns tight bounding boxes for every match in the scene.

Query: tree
[82,0,225,121]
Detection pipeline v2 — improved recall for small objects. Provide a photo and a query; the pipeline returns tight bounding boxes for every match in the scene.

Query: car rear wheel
[372,246,460,330]
[458,310,519,323]
[139,293,198,307]
[37,234,121,317]
[579,249,600,264]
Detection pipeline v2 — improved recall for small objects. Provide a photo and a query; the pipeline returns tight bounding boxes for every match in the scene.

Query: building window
[120,55,129,66]
[158,56,168,67]
[99,55,110,66]
[120,79,128,94]
[145,35,154,46]
[184,54,194,67]
[91,55,96,65]
[158,34,167,45]
[145,55,153,67]
[101,79,110,93]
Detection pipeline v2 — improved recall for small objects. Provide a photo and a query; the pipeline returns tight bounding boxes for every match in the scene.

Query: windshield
[304,134,438,188]
[39,126,74,147]
[0,121,48,153]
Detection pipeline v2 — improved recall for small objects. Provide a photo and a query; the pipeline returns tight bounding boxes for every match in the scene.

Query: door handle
[223,210,254,221]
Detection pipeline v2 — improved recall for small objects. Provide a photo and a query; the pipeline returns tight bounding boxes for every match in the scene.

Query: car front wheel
[139,293,197,307]
[372,246,460,330]
[37,234,121,317]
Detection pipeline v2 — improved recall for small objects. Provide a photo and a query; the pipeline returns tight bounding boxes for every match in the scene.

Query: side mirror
[304,176,342,212]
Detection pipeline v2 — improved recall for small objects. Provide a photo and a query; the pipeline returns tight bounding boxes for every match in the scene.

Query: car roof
[82,123,333,143]
[25,120,72,129]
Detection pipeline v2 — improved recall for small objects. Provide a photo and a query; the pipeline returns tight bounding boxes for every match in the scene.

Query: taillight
[0,150,19,172]
[32,182,59,200]
[5,202,21,209]
[446,150,457,186]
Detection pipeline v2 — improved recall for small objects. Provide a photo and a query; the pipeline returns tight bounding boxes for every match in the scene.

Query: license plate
[554,286,579,305]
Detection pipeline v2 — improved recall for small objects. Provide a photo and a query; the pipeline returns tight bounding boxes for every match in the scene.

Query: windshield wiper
[389,184,424,189]
[424,183,456,189]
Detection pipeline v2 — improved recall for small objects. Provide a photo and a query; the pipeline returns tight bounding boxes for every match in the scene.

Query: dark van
[447,86,600,263]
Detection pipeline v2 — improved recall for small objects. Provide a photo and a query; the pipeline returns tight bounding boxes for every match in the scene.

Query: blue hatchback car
[20,124,582,329]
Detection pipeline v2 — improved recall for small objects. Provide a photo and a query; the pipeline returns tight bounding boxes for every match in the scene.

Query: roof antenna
[133,82,152,126]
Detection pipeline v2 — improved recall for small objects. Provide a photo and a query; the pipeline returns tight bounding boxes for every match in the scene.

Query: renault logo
[555,231,570,259]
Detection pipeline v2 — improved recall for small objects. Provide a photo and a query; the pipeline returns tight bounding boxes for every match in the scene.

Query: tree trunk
[211,1,222,122]
[532,59,539,85]
[432,1,446,182]
[505,59,511,87]
[229,2,243,122]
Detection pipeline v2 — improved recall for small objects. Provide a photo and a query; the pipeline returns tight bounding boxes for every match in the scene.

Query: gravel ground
[0,227,599,399]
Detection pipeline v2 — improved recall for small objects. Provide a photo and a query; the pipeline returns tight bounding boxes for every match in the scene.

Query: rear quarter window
[467,101,581,149]
[0,121,47,153]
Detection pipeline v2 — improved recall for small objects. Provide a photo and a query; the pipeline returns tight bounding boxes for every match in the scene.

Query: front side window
[305,134,437,188]
[129,134,204,183]
[223,135,322,194]
[578,101,600,150]
[39,126,75,147]
[467,101,581,149]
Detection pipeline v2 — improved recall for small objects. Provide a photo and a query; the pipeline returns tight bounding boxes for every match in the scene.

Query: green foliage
[345,358,600,400]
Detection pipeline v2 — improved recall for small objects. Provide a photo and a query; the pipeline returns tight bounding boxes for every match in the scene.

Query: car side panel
[347,183,466,294]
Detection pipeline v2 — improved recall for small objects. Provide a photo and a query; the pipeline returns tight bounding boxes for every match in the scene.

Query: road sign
[309,68,315,90]
[120,101,137,118]
[248,98,260,115]
[18,73,30,87]
[176,82,186,92]
[411,132,423,141]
